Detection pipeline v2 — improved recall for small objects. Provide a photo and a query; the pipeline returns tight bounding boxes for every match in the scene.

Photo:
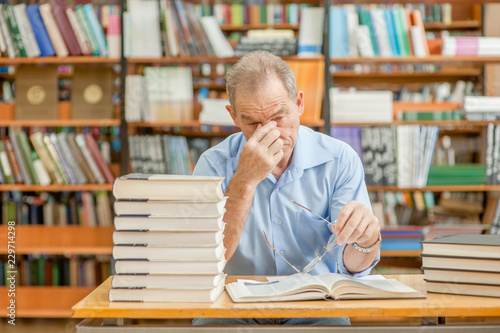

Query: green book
[0,140,15,184]
[4,5,25,57]
[260,5,267,24]
[17,131,40,185]
[359,9,379,56]
[401,110,463,121]
[396,8,411,56]
[36,256,46,286]
[52,260,60,286]
[75,5,99,55]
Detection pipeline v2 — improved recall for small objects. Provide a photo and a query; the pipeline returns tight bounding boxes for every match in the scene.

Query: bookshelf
[0,0,120,319]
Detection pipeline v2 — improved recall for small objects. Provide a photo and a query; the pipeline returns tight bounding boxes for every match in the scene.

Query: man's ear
[226,105,239,127]
[296,90,305,117]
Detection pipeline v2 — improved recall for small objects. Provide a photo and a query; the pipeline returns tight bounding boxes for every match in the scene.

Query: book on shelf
[108,276,225,302]
[15,65,58,120]
[297,6,324,57]
[71,66,114,120]
[442,36,500,57]
[52,1,81,56]
[113,174,224,201]
[9,130,32,185]
[113,215,225,232]
[426,280,500,298]
[199,15,234,58]
[111,272,226,289]
[0,140,15,184]
[226,273,424,303]
[199,98,234,126]
[329,89,393,123]
[426,164,486,186]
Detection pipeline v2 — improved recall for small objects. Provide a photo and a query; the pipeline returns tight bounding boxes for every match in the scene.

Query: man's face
[226,76,304,164]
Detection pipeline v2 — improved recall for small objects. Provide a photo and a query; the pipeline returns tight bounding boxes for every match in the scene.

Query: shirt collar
[290,126,334,172]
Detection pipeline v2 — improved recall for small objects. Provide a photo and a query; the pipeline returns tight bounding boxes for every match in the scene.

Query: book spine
[5,5,26,57]
[29,132,64,185]
[0,5,17,58]
[65,7,91,56]
[52,4,82,56]
[16,131,40,185]
[75,134,105,184]
[56,132,87,184]
[3,137,23,183]
[48,133,77,185]
[39,3,69,57]
[82,4,107,57]
[26,4,55,57]
[42,133,69,184]
[74,5,99,55]
[106,13,120,58]
[12,4,40,58]
[31,150,51,186]
[84,133,114,184]
[66,132,97,184]
[0,140,15,184]
[9,131,32,185]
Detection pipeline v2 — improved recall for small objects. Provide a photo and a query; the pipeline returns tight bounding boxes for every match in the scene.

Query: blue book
[82,3,107,56]
[329,7,349,57]
[384,9,399,56]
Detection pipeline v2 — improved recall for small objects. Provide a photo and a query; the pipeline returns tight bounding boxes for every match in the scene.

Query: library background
[0,0,500,330]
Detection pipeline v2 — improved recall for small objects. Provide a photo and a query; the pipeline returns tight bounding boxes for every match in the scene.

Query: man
[193,51,380,325]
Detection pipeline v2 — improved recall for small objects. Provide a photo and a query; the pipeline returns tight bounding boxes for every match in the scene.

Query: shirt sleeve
[193,154,220,177]
[330,148,380,277]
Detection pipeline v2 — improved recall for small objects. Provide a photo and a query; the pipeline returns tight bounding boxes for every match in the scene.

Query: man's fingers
[249,121,277,142]
[260,129,282,148]
[268,137,284,155]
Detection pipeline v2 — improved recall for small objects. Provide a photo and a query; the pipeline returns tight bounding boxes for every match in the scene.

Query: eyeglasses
[263,200,338,274]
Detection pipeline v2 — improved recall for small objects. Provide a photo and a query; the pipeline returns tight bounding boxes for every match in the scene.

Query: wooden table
[72,275,500,332]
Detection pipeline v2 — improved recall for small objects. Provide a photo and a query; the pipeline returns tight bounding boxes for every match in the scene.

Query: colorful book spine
[16,131,40,185]
[82,4,107,56]
[75,5,99,55]
[4,5,26,57]
[0,140,15,184]
[65,7,92,56]
[26,4,55,57]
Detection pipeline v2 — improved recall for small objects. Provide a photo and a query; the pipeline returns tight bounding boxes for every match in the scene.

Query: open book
[225,273,424,302]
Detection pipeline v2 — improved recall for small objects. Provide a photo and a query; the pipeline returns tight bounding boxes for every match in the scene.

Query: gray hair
[225,51,297,110]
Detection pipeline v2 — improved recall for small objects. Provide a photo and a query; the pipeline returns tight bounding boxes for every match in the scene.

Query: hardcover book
[71,66,114,119]
[15,65,58,120]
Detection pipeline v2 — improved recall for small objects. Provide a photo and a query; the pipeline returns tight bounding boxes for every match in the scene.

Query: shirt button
[277,220,282,225]
[279,250,284,255]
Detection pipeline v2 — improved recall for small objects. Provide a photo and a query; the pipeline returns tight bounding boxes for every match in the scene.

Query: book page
[236,274,329,298]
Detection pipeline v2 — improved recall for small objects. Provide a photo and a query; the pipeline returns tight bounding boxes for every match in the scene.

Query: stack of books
[421,234,500,297]
[109,174,228,302]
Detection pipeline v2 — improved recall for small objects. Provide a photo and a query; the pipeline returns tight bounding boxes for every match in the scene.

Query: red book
[83,133,114,184]
[45,259,52,287]
[52,3,82,55]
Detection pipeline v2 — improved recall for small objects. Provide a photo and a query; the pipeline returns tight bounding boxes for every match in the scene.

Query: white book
[297,7,324,57]
[112,242,226,261]
[344,5,359,57]
[113,215,224,231]
[164,0,179,57]
[127,0,162,58]
[200,16,234,58]
[330,90,393,123]
[0,8,6,54]
[464,96,500,112]
[0,5,16,58]
[112,229,224,246]
[113,173,224,203]
[108,276,225,302]
[13,4,41,58]
[39,3,68,57]
[371,8,391,57]
[114,258,226,275]
[356,25,374,58]
[112,273,226,289]
[411,26,426,58]
[113,197,227,217]
[226,274,423,302]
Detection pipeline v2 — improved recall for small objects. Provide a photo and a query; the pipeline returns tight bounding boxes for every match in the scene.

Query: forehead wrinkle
[239,105,289,122]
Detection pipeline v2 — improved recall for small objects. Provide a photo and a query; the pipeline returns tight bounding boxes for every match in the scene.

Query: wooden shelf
[393,101,462,112]
[332,68,482,77]
[0,119,121,127]
[331,56,499,65]
[367,185,500,192]
[0,226,114,254]
[0,184,113,192]
[331,120,500,127]
[0,56,119,65]
[331,0,497,4]
[424,20,481,30]
[220,23,300,31]
[127,55,323,64]
[0,286,95,318]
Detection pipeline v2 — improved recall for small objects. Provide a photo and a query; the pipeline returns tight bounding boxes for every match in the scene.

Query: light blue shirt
[193,126,379,277]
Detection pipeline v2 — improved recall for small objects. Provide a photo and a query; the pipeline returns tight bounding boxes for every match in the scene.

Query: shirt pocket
[293,211,333,256]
